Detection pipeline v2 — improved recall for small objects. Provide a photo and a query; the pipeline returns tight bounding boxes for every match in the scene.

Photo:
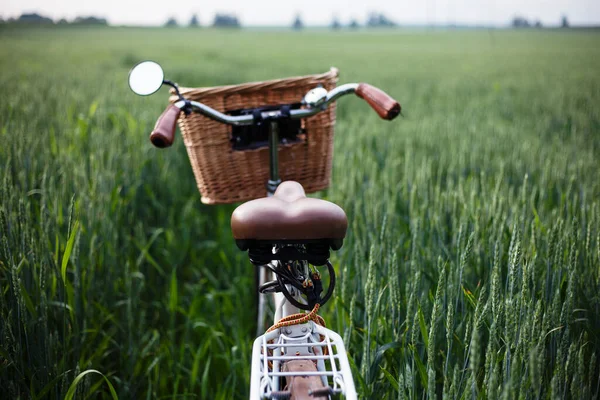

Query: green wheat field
[1,26,599,399]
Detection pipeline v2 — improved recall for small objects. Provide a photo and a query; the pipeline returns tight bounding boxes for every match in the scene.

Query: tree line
[1,13,107,25]
[295,13,572,30]
[511,15,569,28]
[294,12,396,30]
[165,14,240,28]
[2,11,574,29]
[165,12,396,29]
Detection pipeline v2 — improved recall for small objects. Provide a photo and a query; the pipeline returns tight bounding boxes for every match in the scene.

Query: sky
[2,0,600,27]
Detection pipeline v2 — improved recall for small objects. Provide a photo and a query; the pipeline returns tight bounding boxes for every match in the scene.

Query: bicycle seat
[231,181,347,250]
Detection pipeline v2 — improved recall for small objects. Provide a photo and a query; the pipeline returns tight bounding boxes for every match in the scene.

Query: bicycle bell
[303,87,328,108]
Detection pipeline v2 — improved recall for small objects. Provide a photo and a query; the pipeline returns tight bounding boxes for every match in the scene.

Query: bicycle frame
[129,61,401,399]
[256,260,310,331]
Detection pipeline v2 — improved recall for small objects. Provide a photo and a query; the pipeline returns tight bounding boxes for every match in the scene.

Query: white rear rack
[250,321,357,399]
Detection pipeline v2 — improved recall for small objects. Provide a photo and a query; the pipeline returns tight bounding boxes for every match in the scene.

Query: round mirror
[128,61,164,96]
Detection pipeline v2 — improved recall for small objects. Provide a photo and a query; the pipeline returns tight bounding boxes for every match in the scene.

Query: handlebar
[150,82,400,147]
[356,83,401,120]
[150,104,180,147]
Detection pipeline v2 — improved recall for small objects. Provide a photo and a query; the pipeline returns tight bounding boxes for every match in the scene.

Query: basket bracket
[228,103,305,151]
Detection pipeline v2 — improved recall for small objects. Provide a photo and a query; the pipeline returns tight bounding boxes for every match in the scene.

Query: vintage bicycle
[128,60,400,399]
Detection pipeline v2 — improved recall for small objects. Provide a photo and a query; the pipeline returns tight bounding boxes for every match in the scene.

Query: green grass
[1,26,599,399]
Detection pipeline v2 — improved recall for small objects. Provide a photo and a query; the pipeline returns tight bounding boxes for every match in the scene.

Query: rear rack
[250,321,357,400]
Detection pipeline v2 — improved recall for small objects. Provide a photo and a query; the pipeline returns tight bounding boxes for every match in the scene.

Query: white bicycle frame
[250,261,357,400]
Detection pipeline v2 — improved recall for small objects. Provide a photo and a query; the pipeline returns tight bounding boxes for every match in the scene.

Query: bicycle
[128,61,401,399]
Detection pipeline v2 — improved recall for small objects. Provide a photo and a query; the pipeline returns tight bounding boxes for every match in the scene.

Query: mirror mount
[163,79,183,101]
[163,79,192,115]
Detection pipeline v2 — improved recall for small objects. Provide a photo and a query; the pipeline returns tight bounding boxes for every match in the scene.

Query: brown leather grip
[355,83,401,120]
[150,104,180,148]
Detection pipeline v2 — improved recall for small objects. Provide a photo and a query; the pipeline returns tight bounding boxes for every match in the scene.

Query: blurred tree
[213,14,240,28]
[330,16,341,30]
[534,20,543,28]
[292,13,303,30]
[349,18,360,29]
[73,16,108,25]
[165,17,178,27]
[190,14,200,27]
[511,16,530,28]
[561,15,569,28]
[366,12,396,28]
[17,13,54,24]
[57,18,68,25]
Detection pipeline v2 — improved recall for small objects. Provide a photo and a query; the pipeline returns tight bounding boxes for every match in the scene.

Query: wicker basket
[169,67,339,204]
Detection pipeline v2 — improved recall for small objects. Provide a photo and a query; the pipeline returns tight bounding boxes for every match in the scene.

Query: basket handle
[150,104,181,148]
[355,83,401,120]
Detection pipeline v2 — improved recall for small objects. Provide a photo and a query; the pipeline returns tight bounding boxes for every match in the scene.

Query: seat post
[267,120,281,196]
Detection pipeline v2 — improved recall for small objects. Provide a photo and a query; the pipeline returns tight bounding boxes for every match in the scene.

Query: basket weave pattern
[170,68,339,204]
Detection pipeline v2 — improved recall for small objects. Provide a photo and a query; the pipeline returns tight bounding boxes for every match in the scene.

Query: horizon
[3,13,600,29]
[2,0,600,27]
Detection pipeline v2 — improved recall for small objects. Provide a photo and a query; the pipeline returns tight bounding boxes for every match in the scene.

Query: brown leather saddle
[231,181,347,254]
